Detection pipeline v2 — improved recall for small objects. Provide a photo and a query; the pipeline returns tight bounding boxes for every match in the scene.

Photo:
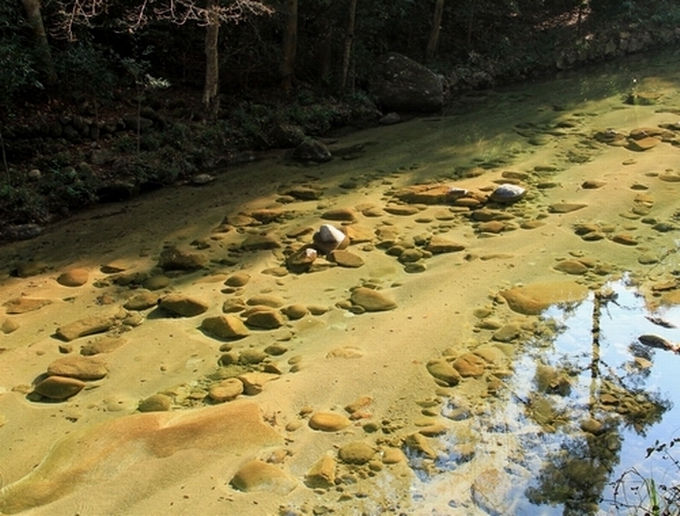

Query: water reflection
[492,277,678,514]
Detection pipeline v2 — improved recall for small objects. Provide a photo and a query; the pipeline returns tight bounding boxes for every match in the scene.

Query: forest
[2,0,680,233]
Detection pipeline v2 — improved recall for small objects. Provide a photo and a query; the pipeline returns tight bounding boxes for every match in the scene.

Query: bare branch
[50,0,274,39]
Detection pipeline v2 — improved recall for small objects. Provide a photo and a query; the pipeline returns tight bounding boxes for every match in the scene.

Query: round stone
[138,393,173,412]
[225,272,251,287]
[308,412,351,432]
[34,375,86,400]
[338,442,376,465]
[282,304,308,320]
[57,268,89,287]
[230,460,297,495]
[489,183,526,204]
[208,378,244,403]
[350,287,396,312]
[200,315,249,339]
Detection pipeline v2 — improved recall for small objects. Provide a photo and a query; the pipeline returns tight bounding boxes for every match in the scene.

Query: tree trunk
[203,0,220,118]
[317,21,332,85]
[280,0,298,92]
[466,0,478,50]
[426,0,445,62]
[21,0,57,86]
[339,0,358,92]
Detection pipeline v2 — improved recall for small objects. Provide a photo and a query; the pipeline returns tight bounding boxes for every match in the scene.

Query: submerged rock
[489,183,526,204]
[3,297,53,315]
[500,281,588,315]
[293,138,332,163]
[305,454,337,487]
[350,287,396,312]
[201,315,250,339]
[33,376,86,400]
[308,412,351,432]
[158,246,208,270]
[56,316,116,341]
[56,268,89,287]
[47,355,108,380]
[230,460,297,494]
[159,294,209,317]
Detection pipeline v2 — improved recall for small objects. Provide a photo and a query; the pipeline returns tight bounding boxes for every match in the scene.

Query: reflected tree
[523,283,671,514]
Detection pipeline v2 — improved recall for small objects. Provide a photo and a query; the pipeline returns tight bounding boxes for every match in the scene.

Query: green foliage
[54,42,117,104]
[610,437,680,515]
[0,38,42,110]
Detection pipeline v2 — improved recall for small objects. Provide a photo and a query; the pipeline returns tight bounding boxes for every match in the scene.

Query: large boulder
[371,52,443,113]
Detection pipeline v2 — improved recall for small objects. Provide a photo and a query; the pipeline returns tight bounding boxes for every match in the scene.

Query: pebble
[208,378,244,403]
[282,304,308,319]
[500,281,588,315]
[452,353,487,377]
[138,393,173,412]
[549,203,587,213]
[425,236,465,254]
[222,298,247,313]
[321,208,357,222]
[350,287,396,312]
[492,324,522,342]
[308,304,330,316]
[338,442,376,465]
[612,233,638,246]
[57,268,89,287]
[326,347,364,358]
[47,355,109,380]
[264,343,289,355]
[158,246,208,270]
[554,259,589,275]
[241,234,281,251]
[345,395,373,414]
[1,318,19,334]
[245,309,285,329]
[381,447,406,464]
[33,375,86,400]
[3,297,53,315]
[159,294,209,317]
[124,292,160,311]
[225,272,251,287]
[384,205,421,216]
[419,423,448,436]
[329,249,364,268]
[246,294,284,308]
[143,275,171,290]
[230,460,297,494]
[426,359,462,386]
[489,183,526,204]
[80,336,127,355]
[238,372,278,395]
[404,432,437,459]
[56,315,116,341]
[308,412,352,432]
[200,315,250,339]
[313,224,350,253]
[627,136,660,151]
[478,221,506,233]
[306,454,337,487]
[239,349,268,365]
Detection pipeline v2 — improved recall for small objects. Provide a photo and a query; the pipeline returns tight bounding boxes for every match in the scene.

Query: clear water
[512,278,680,514]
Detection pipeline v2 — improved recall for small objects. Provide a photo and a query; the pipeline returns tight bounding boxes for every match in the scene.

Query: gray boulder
[372,52,443,113]
[293,138,332,163]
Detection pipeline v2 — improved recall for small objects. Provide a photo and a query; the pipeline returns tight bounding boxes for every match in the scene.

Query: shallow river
[1,49,680,515]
